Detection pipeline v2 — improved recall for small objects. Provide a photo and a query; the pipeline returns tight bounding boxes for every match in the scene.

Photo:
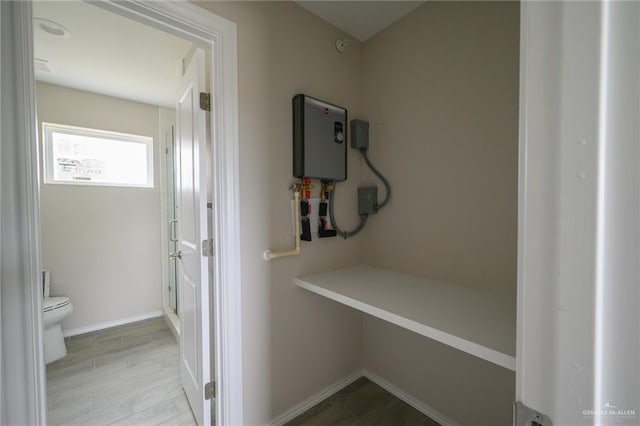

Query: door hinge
[514,401,552,426]
[200,92,211,111]
[204,381,216,400]
[202,239,214,257]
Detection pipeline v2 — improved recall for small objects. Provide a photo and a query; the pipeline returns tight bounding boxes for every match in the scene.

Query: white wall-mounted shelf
[295,265,516,371]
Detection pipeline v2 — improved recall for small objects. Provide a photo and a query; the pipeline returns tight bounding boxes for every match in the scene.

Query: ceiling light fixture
[34,17,71,38]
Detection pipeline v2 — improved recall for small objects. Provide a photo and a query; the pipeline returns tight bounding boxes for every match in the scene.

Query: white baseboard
[268,368,459,426]
[63,310,163,337]
[269,370,363,426]
[362,369,460,426]
[162,305,180,341]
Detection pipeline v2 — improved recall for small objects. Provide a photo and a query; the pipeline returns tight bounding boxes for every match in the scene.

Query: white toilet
[42,270,73,364]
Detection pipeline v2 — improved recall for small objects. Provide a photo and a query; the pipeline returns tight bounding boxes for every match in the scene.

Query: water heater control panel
[293,94,347,181]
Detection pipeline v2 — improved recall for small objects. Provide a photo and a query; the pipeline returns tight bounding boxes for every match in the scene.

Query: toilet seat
[44,296,71,312]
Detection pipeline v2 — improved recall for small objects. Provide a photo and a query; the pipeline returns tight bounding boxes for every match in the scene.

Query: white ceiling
[32,1,423,107]
[33,1,193,108]
[295,1,425,41]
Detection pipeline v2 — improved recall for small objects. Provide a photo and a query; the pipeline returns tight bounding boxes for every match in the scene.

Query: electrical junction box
[293,94,347,181]
[350,119,369,150]
[358,186,378,215]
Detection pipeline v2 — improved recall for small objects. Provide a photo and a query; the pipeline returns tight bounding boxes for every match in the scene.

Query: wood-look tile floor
[285,377,441,426]
[46,317,196,426]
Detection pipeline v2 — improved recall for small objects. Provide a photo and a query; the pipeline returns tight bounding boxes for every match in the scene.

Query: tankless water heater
[293,94,347,181]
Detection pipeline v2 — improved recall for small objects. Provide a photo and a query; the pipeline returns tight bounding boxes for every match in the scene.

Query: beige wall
[194,2,365,423]
[360,2,519,424]
[193,1,519,424]
[37,82,163,332]
[364,317,516,425]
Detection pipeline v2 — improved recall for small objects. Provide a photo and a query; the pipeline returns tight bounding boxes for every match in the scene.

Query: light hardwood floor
[46,317,196,426]
[48,318,437,425]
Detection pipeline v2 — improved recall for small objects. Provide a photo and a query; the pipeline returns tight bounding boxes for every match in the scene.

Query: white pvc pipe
[263,191,301,260]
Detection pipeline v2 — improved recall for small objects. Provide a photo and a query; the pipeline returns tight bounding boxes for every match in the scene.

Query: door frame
[517,1,640,423]
[3,1,243,424]
[0,2,47,424]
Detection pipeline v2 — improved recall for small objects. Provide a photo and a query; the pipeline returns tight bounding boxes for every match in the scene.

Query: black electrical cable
[360,149,391,210]
[328,184,368,239]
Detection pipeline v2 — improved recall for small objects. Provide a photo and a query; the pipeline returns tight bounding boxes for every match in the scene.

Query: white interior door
[175,48,211,426]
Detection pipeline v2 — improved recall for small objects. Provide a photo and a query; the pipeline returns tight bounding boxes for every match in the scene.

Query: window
[42,122,154,188]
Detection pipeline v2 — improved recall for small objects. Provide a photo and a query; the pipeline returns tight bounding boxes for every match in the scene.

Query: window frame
[42,122,154,188]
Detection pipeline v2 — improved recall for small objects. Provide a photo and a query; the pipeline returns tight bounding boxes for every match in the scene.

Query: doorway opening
[0,0,240,423]
[33,1,219,425]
